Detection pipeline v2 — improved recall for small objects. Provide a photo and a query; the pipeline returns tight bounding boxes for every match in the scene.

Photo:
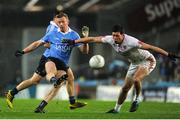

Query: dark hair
[53,10,60,17]
[55,12,69,19]
[112,24,124,34]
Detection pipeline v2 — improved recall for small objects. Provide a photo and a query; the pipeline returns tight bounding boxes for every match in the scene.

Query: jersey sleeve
[128,36,142,48]
[40,32,51,43]
[73,32,82,47]
[46,24,58,33]
[46,25,55,33]
[101,35,113,43]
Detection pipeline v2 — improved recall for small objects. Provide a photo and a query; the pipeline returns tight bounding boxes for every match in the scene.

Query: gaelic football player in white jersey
[62,24,179,113]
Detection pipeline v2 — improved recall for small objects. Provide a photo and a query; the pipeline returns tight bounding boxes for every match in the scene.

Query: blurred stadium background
[0,0,180,103]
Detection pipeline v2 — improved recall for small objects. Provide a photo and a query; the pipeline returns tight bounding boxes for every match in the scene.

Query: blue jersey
[41,28,81,65]
[43,21,59,57]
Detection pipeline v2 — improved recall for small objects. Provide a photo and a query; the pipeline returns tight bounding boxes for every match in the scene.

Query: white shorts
[126,55,156,79]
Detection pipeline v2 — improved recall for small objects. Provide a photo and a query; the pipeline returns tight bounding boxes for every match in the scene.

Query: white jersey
[101,34,153,64]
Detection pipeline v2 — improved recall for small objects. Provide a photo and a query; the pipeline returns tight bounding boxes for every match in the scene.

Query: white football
[89,55,105,68]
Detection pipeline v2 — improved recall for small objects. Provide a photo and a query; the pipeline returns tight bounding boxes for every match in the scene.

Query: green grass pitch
[0,98,180,119]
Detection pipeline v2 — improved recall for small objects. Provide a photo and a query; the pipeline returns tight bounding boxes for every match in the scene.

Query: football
[89,55,105,68]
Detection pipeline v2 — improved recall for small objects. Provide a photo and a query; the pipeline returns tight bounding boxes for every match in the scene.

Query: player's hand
[61,39,75,45]
[15,50,24,57]
[82,26,89,37]
[44,43,50,48]
[168,52,180,61]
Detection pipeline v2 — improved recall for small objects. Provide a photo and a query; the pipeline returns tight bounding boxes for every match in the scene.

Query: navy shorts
[35,55,47,77]
[46,57,69,72]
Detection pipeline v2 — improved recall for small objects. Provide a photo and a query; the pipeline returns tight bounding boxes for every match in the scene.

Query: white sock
[114,103,121,112]
[135,96,140,102]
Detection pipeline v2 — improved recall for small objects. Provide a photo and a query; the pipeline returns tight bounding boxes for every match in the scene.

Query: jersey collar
[57,27,72,34]
[50,21,59,28]
[50,21,72,34]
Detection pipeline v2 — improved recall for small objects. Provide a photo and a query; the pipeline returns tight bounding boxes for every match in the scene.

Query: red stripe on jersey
[138,40,144,45]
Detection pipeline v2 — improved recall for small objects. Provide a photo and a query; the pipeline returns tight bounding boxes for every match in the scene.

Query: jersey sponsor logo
[145,0,180,22]
[55,43,72,52]
[123,45,127,49]
[138,41,144,45]
[118,45,127,52]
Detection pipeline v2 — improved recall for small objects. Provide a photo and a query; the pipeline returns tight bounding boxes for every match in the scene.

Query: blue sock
[50,77,57,84]
[69,96,75,104]
[38,100,48,109]
[11,87,18,96]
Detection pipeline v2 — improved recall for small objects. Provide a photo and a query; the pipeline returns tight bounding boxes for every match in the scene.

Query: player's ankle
[114,103,121,112]
[134,97,140,102]
[38,100,48,110]
[11,88,18,96]
[69,96,75,104]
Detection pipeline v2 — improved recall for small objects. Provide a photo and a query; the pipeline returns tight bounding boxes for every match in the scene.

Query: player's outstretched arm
[140,42,179,61]
[62,36,102,45]
[75,36,103,44]
[23,40,44,53]
[15,40,44,57]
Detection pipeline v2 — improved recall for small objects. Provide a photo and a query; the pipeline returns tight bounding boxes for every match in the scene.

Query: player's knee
[47,70,57,76]
[133,76,141,82]
[59,74,68,81]
[133,78,139,83]
[46,72,57,80]
[134,79,141,85]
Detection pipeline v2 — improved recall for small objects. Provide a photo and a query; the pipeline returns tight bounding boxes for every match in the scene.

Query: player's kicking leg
[5,73,42,109]
[35,69,87,113]
[34,83,63,113]
[34,72,68,113]
[5,90,15,109]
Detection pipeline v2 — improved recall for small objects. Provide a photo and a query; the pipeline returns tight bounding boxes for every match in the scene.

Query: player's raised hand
[15,50,24,57]
[168,52,180,61]
[61,39,75,45]
[82,26,89,38]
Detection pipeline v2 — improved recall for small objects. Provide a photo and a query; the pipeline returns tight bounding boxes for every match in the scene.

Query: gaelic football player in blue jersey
[5,12,89,113]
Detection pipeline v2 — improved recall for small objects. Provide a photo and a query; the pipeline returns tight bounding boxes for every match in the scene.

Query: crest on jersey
[123,45,127,49]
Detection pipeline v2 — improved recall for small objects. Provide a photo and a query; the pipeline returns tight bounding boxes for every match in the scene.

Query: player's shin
[134,80,142,101]
[34,100,48,113]
[117,87,130,105]
[111,87,130,112]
